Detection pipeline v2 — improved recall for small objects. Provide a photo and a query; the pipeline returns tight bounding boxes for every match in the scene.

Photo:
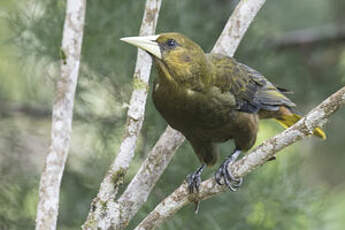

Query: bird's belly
[152,84,238,142]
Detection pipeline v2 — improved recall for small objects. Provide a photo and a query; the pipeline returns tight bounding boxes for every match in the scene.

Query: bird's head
[121,33,211,87]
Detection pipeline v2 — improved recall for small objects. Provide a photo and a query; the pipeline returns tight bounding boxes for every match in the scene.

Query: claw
[227,168,243,187]
[215,168,224,185]
[186,164,206,214]
[214,150,243,191]
[223,171,238,192]
[186,164,206,194]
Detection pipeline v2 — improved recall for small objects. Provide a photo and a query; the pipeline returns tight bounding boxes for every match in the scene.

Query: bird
[120,32,326,194]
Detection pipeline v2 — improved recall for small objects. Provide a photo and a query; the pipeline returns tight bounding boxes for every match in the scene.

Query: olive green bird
[121,33,326,193]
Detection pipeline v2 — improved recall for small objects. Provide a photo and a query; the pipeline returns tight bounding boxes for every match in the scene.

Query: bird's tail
[275,113,326,140]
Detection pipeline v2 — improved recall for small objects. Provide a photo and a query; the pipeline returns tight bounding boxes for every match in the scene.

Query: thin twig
[270,24,345,49]
[0,100,120,124]
[82,0,162,229]
[134,86,345,230]
[35,1,86,230]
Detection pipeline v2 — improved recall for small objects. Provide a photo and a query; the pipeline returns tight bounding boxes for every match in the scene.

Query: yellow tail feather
[276,114,326,140]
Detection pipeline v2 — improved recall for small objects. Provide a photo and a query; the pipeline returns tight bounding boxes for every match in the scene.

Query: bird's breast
[152,79,238,137]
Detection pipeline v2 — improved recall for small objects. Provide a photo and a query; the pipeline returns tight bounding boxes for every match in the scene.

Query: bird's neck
[154,55,214,92]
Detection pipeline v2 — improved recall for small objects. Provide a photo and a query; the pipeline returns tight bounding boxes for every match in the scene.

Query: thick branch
[110,126,184,229]
[35,1,86,230]
[135,86,345,230]
[82,0,162,229]
[113,0,268,228]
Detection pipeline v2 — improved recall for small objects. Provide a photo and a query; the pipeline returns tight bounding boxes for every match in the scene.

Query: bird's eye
[166,39,177,48]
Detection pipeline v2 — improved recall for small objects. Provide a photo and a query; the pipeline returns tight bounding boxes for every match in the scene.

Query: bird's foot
[215,150,243,191]
[186,164,206,194]
[186,164,206,214]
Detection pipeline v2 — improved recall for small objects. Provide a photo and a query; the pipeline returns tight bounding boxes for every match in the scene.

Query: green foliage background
[0,0,345,229]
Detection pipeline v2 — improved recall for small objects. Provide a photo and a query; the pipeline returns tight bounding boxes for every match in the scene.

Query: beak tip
[120,37,128,42]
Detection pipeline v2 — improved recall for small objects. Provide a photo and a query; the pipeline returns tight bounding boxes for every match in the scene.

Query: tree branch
[0,100,51,118]
[0,100,120,124]
[212,0,266,56]
[134,86,345,230]
[271,24,345,50]
[110,126,184,229]
[35,1,86,230]
[82,0,162,229]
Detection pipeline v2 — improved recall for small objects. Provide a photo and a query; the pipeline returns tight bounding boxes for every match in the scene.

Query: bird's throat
[154,58,178,87]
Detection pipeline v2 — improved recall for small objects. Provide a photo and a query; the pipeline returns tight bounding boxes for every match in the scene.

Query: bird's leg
[186,164,206,194]
[186,164,206,214]
[215,149,243,191]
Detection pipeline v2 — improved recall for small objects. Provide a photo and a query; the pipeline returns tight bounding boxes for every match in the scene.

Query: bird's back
[207,53,296,115]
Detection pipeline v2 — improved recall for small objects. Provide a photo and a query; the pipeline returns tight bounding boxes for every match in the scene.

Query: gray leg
[187,164,206,194]
[215,149,243,191]
[186,164,206,214]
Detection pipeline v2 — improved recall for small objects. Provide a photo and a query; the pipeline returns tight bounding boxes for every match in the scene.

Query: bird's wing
[209,54,295,113]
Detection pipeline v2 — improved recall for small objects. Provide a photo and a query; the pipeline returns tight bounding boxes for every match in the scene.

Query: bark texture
[82,0,162,229]
[115,126,185,229]
[35,1,86,230]
[134,86,345,230]
[212,0,266,56]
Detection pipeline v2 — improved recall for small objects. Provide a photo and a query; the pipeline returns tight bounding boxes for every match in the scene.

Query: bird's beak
[120,35,162,59]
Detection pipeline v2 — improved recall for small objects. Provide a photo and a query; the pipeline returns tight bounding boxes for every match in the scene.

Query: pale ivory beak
[120,35,162,59]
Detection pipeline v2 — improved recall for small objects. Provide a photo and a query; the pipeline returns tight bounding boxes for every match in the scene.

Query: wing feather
[208,54,295,113]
